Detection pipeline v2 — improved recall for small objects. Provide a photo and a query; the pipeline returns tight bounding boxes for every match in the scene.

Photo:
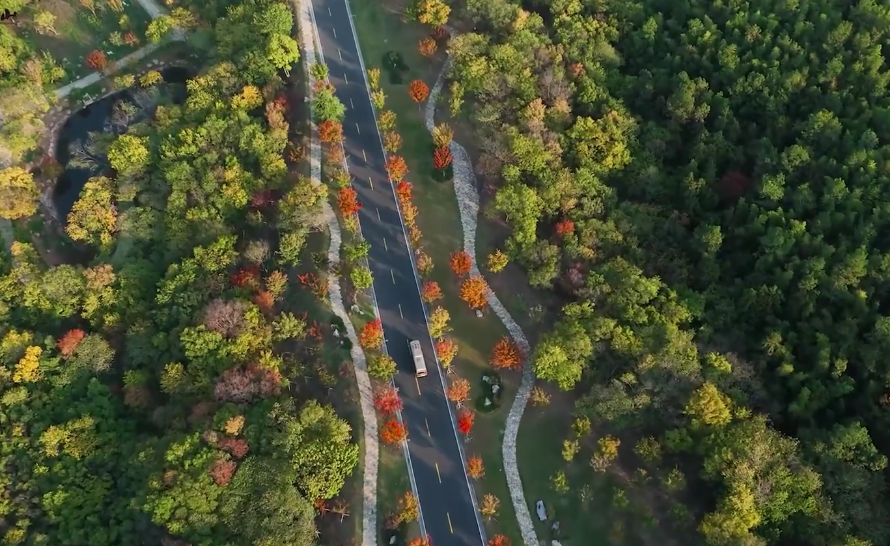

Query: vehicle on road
[409,339,427,378]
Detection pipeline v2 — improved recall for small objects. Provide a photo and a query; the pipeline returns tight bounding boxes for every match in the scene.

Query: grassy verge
[347,0,523,541]
[14,0,152,88]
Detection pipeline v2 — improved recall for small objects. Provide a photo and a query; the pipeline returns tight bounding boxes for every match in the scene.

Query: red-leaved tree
[457,409,475,435]
[491,337,521,369]
[449,250,472,277]
[231,265,259,288]
[252,291,274,314]
[488,534,510,546]
[407,537,432,546]
[459,275,489,310]
[395,180,413,202]
[210,459,236,486]
[418,37,437,57]
[385,155,408,181]
[338,187,362,216]
[433,146,452,170]
[381,418,409,444]
[421,280,443,303]
[554,218,575,236]
[58,329,86,357]
[435,338,458,367]
[374,386,403,415]
[214,366,282,403]
[359,319,384,350]
[86,50,107,70]
[408,80,430,103]
[218,437,250,459]
[318,119,344,143]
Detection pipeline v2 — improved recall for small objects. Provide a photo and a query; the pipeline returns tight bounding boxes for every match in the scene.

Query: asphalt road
[306,1,486,545]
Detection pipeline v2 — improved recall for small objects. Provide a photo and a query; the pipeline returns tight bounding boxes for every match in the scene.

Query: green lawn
[14,0,152,88]
[347,0,523,542]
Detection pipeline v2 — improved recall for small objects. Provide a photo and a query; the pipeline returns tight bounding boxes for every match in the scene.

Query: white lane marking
[328,7,331,15]
[363,149,367,162]
[338,49,342,60]
[369,176,374,190]
[350,98,354,108]
[391,269,395,284]
[399,304,403,318]
[376,207,381,221]
[344,72,348,84]
[383,238,388,251]
[333,27,337,38]
[356,123,360,134]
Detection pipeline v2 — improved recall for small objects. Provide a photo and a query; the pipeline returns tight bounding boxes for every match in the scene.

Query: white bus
[409,340,427,378]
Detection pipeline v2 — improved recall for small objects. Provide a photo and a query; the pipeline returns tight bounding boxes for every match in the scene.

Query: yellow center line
[425,418,431,436]
[435,462,442,483]
[356,123,360,134]
[391,269,395,284]
[415,376,421,395]
[398,304,403,318]
[447,513,454,534]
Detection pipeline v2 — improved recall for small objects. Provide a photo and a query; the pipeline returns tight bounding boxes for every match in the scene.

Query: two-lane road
[305,1,486,545]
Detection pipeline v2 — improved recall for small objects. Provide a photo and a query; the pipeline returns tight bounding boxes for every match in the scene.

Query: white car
[409,340,427,378]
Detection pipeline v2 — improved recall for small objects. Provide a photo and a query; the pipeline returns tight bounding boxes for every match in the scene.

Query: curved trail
[424,44,540,545]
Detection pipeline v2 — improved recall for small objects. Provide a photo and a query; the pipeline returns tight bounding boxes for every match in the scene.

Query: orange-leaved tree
[457,409,474,435]
[407,537,432,546]
[383,131,402,153]
[418,37,437,57]
[337,187,361,216]
[408,79,430,103]
[318,119,344,143]
[460,275,489,310]
[385,155,408,181]
[488,534,510,546]
[359,319,384,350]
[433,146,453,170]
[421,280,443,303]
[467,455,485,479]
[381,418,408,444]
[86,50,107,69]
[491,336,521,369]
[395,180,413,202]
[58,329,86,357]
[449,250,472,277]
[435,338,458,367]
[447,377,471,407]
[555,218,575,236]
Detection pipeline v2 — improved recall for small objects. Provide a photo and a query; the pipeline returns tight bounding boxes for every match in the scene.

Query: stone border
[295,1,379,545]
[424,35,540,546]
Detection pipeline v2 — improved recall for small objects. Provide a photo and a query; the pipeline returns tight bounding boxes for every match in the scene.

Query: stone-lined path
[295,1,379,545]
[424,38,540,546]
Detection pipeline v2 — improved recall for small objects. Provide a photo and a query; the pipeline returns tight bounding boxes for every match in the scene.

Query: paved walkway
[425,34,540,546]
[295,1,379,544]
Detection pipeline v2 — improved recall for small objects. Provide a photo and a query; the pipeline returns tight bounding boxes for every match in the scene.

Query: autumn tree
[210,459,237,486]
[385,155,408,181]
[432,123,453,148]
[368,354,397,380]
[416,249,433,276]
[202,299,247,338]
[0,167,39,220]
[488,534,510,546]
[421,280,443,303]
[416,0,450,27]
[554,218,575,236]
[480,493,500,520]
[467,455,485,479]
[435,338,458,368]
[447,377,471,407]
[57,329,86,357]
[433,146,453,170]
[685,382,733,428]
[13,346,42,383]
[86,50,107,70]
[66,176,118,248]
[378,110,397,131]
[408,80,430,103]
[591,436,620,472]
[486,250,509,273]
[383,131,402,153]
[491,337,521,369]
[457,409,474,435]
[398,491,420,523]
[359,319,384,350]
[374,387,403,415]
[380,418,408,445]
[450,250,472,277]
[338,187,362,216]
[530,386,551,407]
[318,119,344,143]
[418,37,437,57]
[460,275,490,310]
[407,537,432,546]
[428,306,451,339]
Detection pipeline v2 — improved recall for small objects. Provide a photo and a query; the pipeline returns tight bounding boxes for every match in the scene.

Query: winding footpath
[295,2,379,545]
[424,45,540,546]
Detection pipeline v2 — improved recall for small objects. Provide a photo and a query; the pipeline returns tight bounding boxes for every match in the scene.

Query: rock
[492,384,500,394]
[484,398,492,406]
[536,500,547,521]
[475,309,483,317]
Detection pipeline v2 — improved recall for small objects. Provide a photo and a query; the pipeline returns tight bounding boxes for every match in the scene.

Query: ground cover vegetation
[0,0,364,544]
[444,0,890,544]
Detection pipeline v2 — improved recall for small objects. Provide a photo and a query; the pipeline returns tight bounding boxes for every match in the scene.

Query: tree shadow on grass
[382,50,409,84]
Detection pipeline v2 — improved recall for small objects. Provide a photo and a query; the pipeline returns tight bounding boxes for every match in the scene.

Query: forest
[0,0,359,544]
[447,0,890,544]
